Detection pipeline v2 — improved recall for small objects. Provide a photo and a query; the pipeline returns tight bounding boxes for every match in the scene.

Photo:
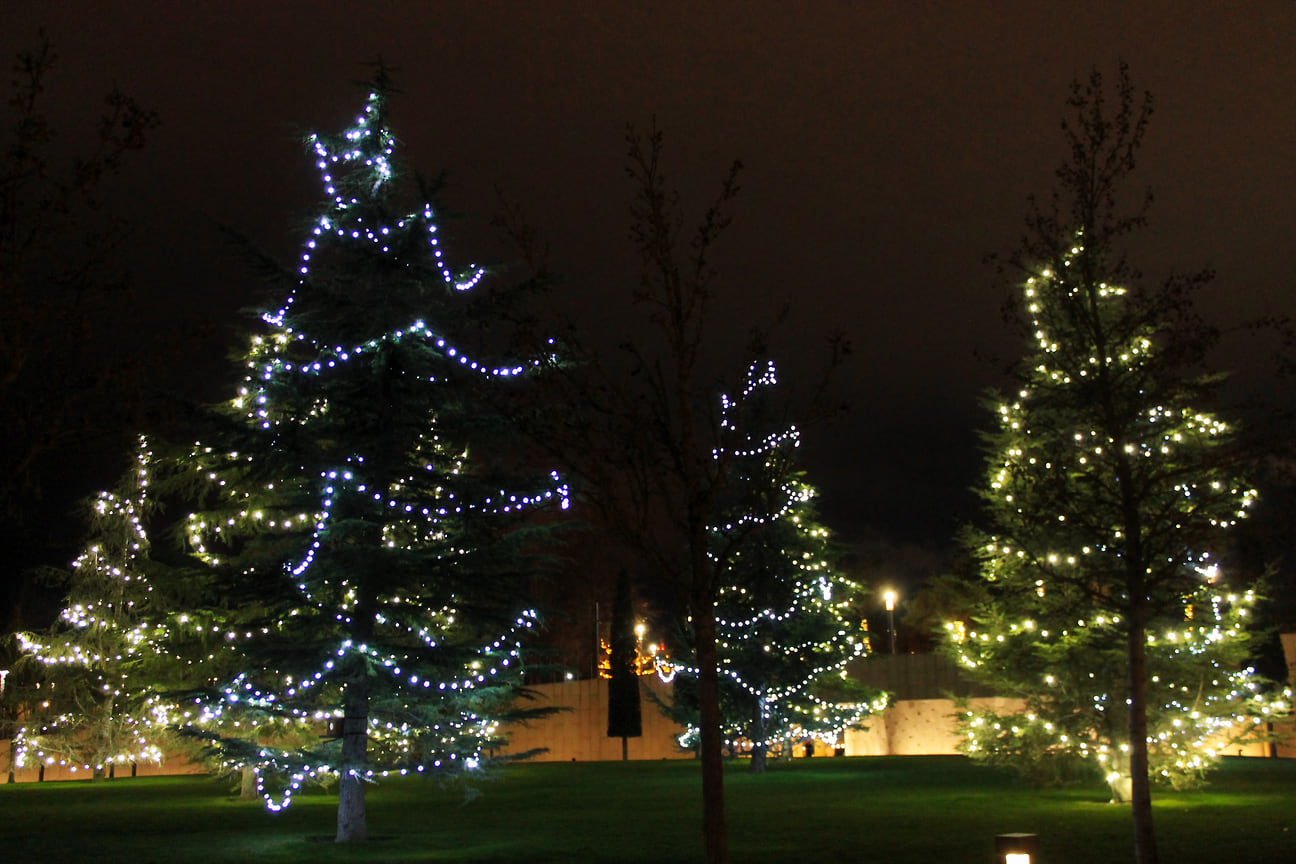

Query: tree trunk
[240,765,257,800]
[693,607,729,864]
[336,679,370,843]
[1126,606,1159,864]
[749,697,767,775]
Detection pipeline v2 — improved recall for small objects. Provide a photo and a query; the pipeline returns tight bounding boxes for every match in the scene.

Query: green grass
[2,756,1294,862]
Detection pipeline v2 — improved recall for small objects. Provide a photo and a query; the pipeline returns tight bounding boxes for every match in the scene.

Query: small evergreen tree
[948,65,1289,864]
[173,76,567,842]
[666,361,880,773]
[13,438,181,778]
[606,569,642,759]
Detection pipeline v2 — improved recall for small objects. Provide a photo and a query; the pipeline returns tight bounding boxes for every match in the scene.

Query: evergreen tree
[665,361,880,773]
[948,66,1289,864]
[13,438,181,779]
[606,569,642,759]
[174,78,567,842]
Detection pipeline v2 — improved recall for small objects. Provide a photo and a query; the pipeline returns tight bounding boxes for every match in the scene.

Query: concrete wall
[501,677,691,761]
[1,739,206,783]
[847,697,1025,756]
[504,682,1029,760]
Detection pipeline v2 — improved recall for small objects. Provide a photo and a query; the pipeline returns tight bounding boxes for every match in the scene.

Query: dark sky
[5,2,1294,566]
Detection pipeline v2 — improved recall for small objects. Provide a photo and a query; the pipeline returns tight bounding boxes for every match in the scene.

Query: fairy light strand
[949,236,1289,791]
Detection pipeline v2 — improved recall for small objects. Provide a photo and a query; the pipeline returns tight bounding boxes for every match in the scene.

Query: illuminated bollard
[995,833,1039,864]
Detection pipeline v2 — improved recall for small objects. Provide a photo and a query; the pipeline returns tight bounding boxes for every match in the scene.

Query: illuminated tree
[948,65,1288,864]
[606,569,642,759]
[174,77,567,842]
[12,438,181,779]
[664,362,880,773]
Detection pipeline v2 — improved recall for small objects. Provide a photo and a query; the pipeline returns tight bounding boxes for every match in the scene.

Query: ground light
[995,832,1039,864]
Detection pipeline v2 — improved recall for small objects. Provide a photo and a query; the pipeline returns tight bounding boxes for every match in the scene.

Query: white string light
[173,85,568,811]
[663,361,883,752]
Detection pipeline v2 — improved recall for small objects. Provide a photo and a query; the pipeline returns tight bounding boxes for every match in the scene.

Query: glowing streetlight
[884,590,897,655]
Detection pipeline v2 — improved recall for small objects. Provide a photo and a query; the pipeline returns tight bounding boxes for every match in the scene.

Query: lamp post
[884,590,897,655]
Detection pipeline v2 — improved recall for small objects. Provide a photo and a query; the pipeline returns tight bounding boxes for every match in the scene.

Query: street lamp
[635,622,647,673]
[884,590,897,655]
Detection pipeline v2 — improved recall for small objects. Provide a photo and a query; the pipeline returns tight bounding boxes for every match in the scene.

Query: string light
[664,361,884,754]
[14,438,181,776]
[951,236,1289,793]
[170,83,568,812]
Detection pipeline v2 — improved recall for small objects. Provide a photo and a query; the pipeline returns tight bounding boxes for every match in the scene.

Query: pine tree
[173,77,567,842]
[606,569,642,760]
[717,482,881,772]
[13,438,181,779]
[948,65,1289,864]
[664,361,880,773]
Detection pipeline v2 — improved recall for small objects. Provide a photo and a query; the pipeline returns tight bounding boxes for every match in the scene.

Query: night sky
[5,3,1294,582]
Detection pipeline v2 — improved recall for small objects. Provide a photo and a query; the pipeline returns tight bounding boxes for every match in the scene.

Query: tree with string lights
[947,65,1288,864]
[172,76,568,842]
[11,438,185,780]
[662,361,881,774]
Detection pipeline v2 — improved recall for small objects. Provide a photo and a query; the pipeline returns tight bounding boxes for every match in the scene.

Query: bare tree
[0,33,159,628]
[522,123,845,864]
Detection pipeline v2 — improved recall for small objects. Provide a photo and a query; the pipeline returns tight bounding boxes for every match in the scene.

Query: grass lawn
[1,756,1293,863]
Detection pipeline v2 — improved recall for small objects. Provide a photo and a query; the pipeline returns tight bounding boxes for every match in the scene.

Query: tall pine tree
[948,66,1289,864]
[174,77,567,842]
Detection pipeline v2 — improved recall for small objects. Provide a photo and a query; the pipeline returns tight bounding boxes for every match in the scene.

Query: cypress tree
[606,569,642,759]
